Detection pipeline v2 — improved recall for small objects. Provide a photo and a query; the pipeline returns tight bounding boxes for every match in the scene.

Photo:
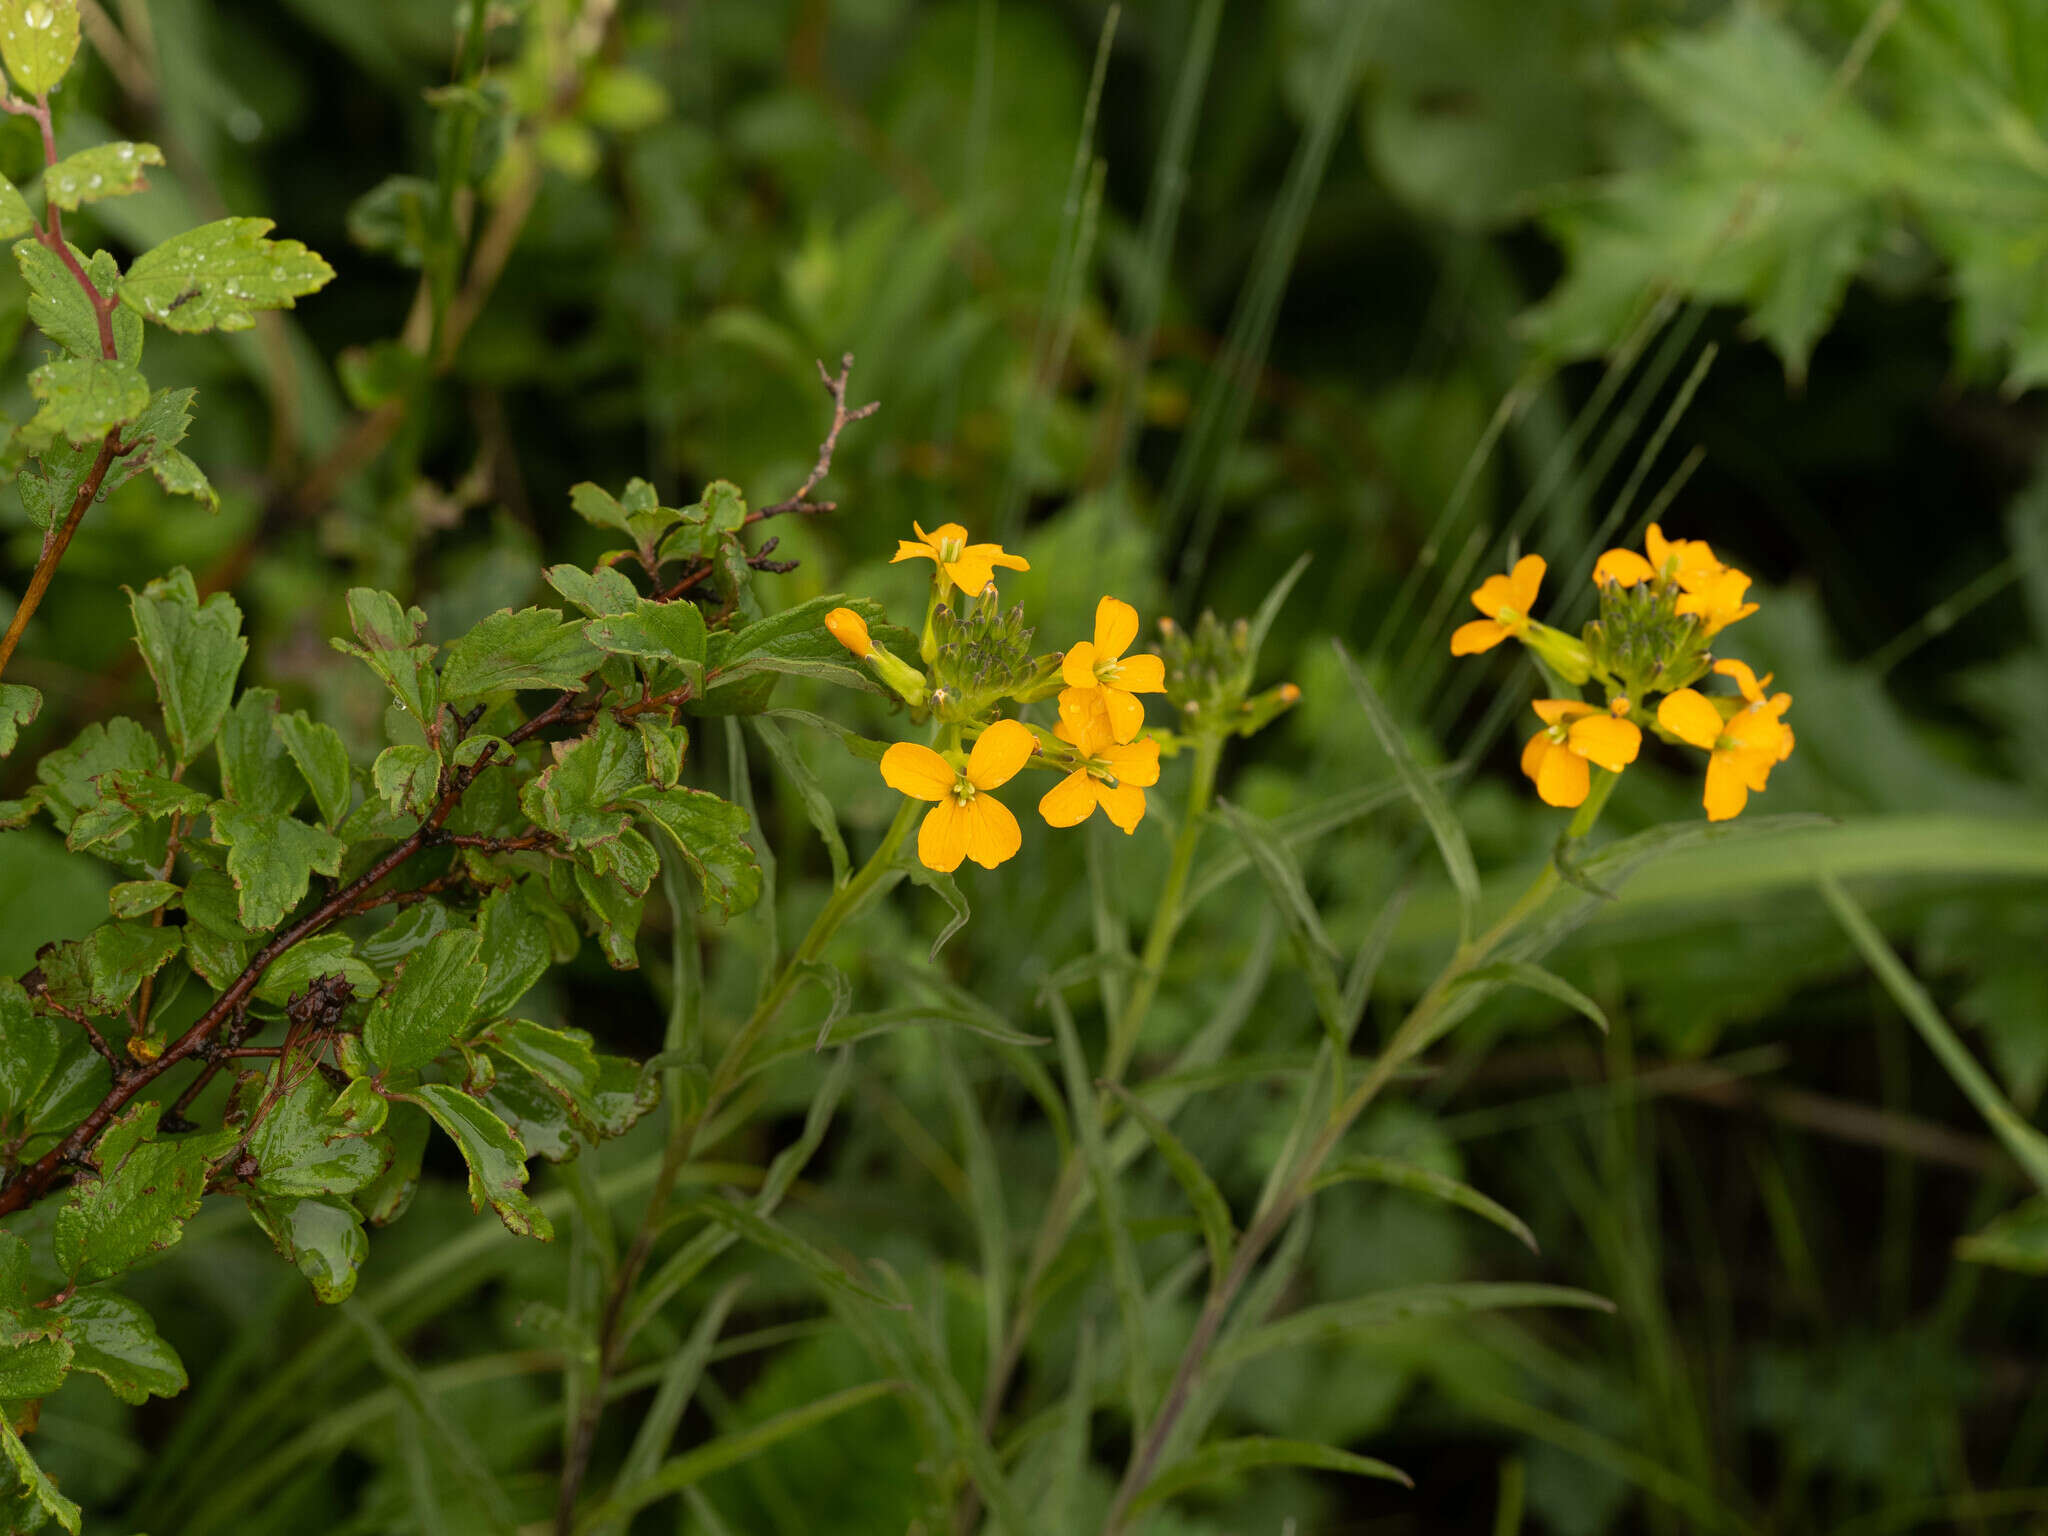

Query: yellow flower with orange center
[1520,697,1642,808]
[891,521,1029,598]
[1656,659,1793,821]
[1039,689,1160,833]
[1061,596,1165,743]
[880,719,1037,872]
[1450,555,1545,656]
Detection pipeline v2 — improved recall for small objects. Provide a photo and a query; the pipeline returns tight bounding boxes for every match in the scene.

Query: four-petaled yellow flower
[1062,596,1165,742]
[1656,659,1793,822]
[1593,523,1726,589]
[1674,567,1759,637]
[1450,555,1545,656]
[1039,689,1160,833]
[1520,697,1642,808]
[892,521,1029,598]
[881,719,1038,873]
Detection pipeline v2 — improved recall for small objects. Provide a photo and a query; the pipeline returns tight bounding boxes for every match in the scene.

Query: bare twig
[754,354,880,520]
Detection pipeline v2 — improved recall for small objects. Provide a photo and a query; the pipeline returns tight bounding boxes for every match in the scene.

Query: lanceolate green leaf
[406,1083,553,1239]
[120,217,335,333]
[1106,1083,1235,1287]
[362,930,486,1077]
[1312,1155,1538,1253]
[1211,1282,1615,1375]
[128,567,246,765]
[1128,1437,1411,1519]
[686,1195,896,1307]
[1458,959,1610,1034]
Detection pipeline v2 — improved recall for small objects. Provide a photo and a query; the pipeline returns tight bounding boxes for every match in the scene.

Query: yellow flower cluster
[1451,524,1794,821]
[829,526,1169,872]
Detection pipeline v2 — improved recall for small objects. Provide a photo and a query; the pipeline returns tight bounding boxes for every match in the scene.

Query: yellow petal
[1535,743,1590,807]
[1531,697,1596,727]
[1450,619,1510,655]
[967,719,1036,788]
[824,607,872,658]
[918,801,970,871]
[1038,770,1098,828]
[1102,687,1146,744]
[881,742,958,802]
[1062,641,1100,689]
[1521,730,1551,784]
[1593,548,1654,587]
[1507,554,1546,614]
[963,795,1022,869]
[1713,657,1766,702]
[1656,689,1723,751]
[1100,738,1160,788]
[945,552,999,592]
[1056,687,1115,754]
[1701,753,1748,821]
[1096,779,1147,834]
[974,543,1029,573]
[892,541,938,565]
[1566,714,1641,773]
[922,521,968,549]
[1110,652,1166,693]
[1093,596,1139,661]
[1468,572,1517,617]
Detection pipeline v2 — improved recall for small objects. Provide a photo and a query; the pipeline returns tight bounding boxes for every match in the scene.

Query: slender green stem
[1105,731,1222,1081]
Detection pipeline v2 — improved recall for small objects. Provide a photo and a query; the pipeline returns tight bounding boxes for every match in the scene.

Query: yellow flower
[1593,524,1726,590]
[1450,555,1545,655]
[1061,596,1166,742]
[1519,697,1642,808]
[1674,567,1759,637]
[824,607,872,658]
[891,521,1029,598]
[1656,659,1793,822]
[880,719,1036,872]
[1039,689,1160,833]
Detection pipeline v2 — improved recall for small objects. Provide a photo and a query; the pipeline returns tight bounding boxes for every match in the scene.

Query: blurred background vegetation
[7,0,2048,1530]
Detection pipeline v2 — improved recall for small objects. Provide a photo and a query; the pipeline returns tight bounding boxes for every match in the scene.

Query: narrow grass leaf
[1216,797,1342,1036]
[1214,1283,1615,1375]
[1459,960,1609,1034]
[1129,1436,1410,1518]
[1312,1155,1538,1253]
[1106,1083,1235,1287]
[1243,552,1312,675]
[752,717,850,887]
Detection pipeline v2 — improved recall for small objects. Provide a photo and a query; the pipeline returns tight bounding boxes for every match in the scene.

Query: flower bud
[824,607,872,659]
[1521,621,1595,687]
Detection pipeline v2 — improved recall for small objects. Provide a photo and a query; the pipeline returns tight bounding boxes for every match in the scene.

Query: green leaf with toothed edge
[28,355,149,446]
[276,710,352,828]
[471,885,554,1018]
[406,1082,553,1239]
[54,1102,235,1285]
[440,606,602,700]
[0,978,105,1150]
[250,932,376,1005]
[585,596,707,666]
[120,217,334,333]
[247,1073,390,1198]
[2,1417,81,1536]
[128,566,246,765]
[0,171,30,240]
[0,0,81,96]
[218,688,305,817]
[53,1288,187,1402]
[361,929,486,1077]
[331,587,436,724]
[209,803,344,931]
[43,140,163,210]
[0,682,38,755]
[18,241,142,362]
[623,784,760,918]
[372,742,439,817]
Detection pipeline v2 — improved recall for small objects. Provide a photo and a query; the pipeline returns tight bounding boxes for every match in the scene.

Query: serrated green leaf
[128,566,245,764]
[43,140,163,210]
[331,588,437,725]
[2,1418,80,1536]
[209,803,343,931]
[568,475,678,556]
[1128,1437,1410,1519]
[1458,960,1610,1034]
[0,169,30,239]
[248,1072,389,1197]
[472,886,552,1017]
[119,216,334,333]
[407,1082,552,1239]
[18,241,140,362]
[63,767,206,853]
[250,931,377,1005]
[246,1193,368,1304]
[0,1325,69,1397]
[362,929,485,1076]
[440,606,601,700]
[0,681,39,755]
[585,597,707,666]
[55,1102,230,1284]
[217,688,304,817]
[79,920,182,1011]
[0,979,105,1152]
[15,436,94,529]
[482,1060,579,1162]
[372,742,439,817]
[570,862,643,969]
[590,1051,660,1138]
[53,1288,186,1402]
[275,710,352,827]
[29,355,148,445]
[107,878,178,918]
[624,784,759,918]
[0,0,80,95]
[482,1018,599,1113]
[544,562,637,617]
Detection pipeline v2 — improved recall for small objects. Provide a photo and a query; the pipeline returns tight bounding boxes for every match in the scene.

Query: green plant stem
[554,794,920,1535]
[1102,782,1618,1534]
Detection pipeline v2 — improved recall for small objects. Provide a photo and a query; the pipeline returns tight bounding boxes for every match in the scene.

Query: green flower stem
[1103,778,1620,1535]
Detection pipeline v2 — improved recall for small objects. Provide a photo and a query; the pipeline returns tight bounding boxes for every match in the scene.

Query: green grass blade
[1105,1082,1235,1289]
[751,717,850,887]
[1312,1154,1538,1254]
[1212,1282,1615,1376]
[1128,1436,1411,1520]
[1459,960,1609,1035]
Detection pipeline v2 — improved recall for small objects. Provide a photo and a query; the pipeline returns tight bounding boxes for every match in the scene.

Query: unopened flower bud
[824,607,872,659]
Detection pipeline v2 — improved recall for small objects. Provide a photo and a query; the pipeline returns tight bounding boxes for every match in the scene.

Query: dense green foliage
[6,2,2048,1533]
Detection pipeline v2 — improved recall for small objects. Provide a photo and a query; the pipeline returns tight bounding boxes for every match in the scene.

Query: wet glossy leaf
[247,1193,368,1304]
[128,567,245,765]
[372,742,439,817]
[585,597,707,666]
[248,1073,390,1197]
[28,355,149,445]
[408,1082,552,1239]
[441,607,601,700]
[107,878,178,918]
[357,1101,430,1226]
[53,1288,185,1402]
[18,242,140,363]
[624,785,760,918]
[361,929,485,1076]
[331,588,437,725]
[120,217,335,333]
[54,1102,232,1284]
[43,140,163,210]
[472,885,552,1017]
[0,0,79,95]
[1,1419,80,1535]
[209,803,343,931]
[276,710,352,827]
[217,688,304,817]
